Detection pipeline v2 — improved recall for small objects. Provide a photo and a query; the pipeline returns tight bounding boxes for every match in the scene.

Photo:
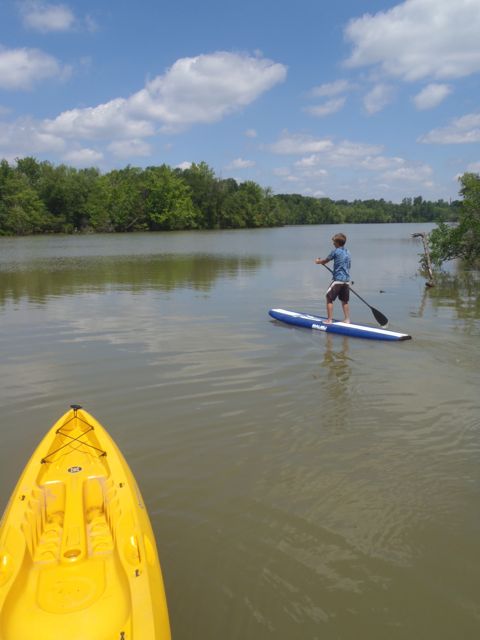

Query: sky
[0,0,479,203]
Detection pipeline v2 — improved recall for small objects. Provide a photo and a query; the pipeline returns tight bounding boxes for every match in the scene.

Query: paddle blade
[371,307,389,328]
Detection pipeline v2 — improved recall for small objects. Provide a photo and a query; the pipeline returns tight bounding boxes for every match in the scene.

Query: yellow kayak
[0,405,171,640]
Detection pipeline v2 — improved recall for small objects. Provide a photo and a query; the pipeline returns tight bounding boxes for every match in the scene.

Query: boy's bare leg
[325,300,334,324]
[342,302,350,323]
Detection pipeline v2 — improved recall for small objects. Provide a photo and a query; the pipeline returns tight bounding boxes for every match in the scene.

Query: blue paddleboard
[269,308,411,342]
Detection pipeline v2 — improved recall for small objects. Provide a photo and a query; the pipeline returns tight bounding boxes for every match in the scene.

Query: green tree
[177,162,218,228]
[0,165,48,235]
[84,174,113,231]
[104,166,148,231]
[15,156,44,186]
[429,173,480,266]
[33,163,93,232]
[143,165,196,230]
[261,188,287,227]
[229,181,265,227]
[215,178,239,228]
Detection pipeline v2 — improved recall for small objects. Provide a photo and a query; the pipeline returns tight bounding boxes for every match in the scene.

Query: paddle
[322,264,389,328]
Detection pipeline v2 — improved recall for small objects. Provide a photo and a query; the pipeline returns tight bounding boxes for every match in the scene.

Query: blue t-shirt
[327,247,351,281]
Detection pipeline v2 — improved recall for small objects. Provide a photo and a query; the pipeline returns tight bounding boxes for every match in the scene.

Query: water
[0,224,479,639]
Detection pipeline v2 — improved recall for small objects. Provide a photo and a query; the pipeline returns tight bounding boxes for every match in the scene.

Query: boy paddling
[315,233,351,324]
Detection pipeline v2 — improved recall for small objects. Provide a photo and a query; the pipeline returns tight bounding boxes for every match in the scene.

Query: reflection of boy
[315,233,351,324]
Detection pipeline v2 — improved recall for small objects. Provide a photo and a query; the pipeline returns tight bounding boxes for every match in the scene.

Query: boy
[315,233,351,324]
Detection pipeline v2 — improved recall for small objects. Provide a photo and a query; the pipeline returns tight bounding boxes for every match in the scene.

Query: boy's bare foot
[343,318,350,324]
[324,319,333,324]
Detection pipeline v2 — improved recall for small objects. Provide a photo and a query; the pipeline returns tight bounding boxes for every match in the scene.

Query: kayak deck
[269,308,411,341]
[0,406,171,640]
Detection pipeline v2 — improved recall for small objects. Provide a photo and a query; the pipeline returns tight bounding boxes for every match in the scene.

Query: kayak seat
[1,474,132,639]
[19,474,116,565]
[84,476,116,556]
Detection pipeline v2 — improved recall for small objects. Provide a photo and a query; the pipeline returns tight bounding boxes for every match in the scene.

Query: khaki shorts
[326,281,350,303]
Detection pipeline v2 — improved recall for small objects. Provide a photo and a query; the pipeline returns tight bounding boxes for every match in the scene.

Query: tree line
[0,157,458,237]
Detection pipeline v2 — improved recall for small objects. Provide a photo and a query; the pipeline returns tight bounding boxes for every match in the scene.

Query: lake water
[0,223,479,639]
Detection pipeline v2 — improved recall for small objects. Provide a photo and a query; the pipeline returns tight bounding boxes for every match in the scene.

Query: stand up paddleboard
[269,308,411,342]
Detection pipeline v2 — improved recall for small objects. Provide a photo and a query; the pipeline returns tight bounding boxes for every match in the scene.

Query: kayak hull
[269,308,411,341]
[0,406,171,640]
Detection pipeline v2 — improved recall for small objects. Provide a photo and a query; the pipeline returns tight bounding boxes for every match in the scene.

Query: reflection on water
[428,270,480,320]
[0,225,479,640]
[412,268,480,338]
[321,333,351,384]
[0,253,263,305]
[315,333,353,430]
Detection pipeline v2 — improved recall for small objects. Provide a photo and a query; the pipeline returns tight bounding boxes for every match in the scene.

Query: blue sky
[0,0,479,202]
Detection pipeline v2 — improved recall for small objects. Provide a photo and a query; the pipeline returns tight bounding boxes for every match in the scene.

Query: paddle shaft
[321,264,389,327]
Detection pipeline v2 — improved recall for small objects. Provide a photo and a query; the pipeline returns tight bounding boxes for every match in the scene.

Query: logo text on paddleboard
[68,466,83,474]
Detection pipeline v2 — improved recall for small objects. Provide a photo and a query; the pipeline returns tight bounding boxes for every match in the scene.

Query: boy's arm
[315,251,334,264]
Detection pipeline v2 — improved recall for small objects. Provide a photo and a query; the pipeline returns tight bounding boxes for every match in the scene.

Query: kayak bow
[0,405,171,640]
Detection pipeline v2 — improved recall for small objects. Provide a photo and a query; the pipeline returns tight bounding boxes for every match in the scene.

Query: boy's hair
[332,233,347,246]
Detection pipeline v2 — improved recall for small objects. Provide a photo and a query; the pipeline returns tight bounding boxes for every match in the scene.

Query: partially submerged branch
[412,232,435,287]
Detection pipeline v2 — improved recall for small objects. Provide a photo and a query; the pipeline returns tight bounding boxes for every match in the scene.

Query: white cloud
[330,141,387,166]
[19,1,76,32]
[359,155,405,171]
[176,161,192,170]
[0,51,282,163]
[62,147,103,166]
[269,133,433,196]
[294,155,320,168]
[244,128,257,138]
[0,118,65,159]
[294,167,328,179]
[345,0,480,81]
[268,132,334,155]
[108,139,152,158]
[419,112,480,143]
[128,51,287,128]
[292,158,328,180]
[270,134,399,190]
[84,14,98,33]
[330,142,386,167]
[311,79,353,97]
[43,99,154,140]
[35,51,286,151]
[305,97,346,117]
[227,158,255,169]
[0,46,69,90]
[269,133,384,169]
[382,164,433,185]
[413,83,451,109]
[393,167,434,183]
[276,147,435,200]
[305,188,327,197]
[0,51,286,164]
[363,84,394,114]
